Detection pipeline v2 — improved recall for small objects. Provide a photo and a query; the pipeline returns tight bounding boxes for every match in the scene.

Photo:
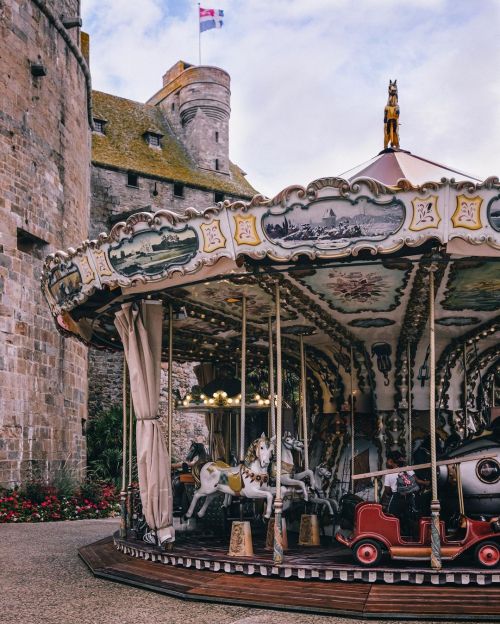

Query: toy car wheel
[353,539,383,566]
[474,541,500,568]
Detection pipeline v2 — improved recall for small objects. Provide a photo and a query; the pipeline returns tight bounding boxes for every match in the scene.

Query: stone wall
[89,165,240,239]
[87,354,208,463]
[0,0,90,486]
[158,362,208,462]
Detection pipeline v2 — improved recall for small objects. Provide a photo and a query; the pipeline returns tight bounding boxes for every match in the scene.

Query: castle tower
[148,61,231,175]
[0,0,91,486]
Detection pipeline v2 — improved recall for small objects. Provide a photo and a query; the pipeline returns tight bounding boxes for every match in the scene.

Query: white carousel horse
[308,463,337,517]
[271,432,316,501]
[184,433,275,520]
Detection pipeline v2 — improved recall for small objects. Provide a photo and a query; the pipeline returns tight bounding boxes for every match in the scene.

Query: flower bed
[0,483,120,523]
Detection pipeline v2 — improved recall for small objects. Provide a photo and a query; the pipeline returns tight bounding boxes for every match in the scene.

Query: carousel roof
[341,148,481,187]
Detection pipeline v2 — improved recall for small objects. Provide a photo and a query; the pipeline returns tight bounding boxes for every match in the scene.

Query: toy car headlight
[476,458,500,484]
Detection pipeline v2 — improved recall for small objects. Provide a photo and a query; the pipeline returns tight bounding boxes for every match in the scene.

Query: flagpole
[198,2,201,64]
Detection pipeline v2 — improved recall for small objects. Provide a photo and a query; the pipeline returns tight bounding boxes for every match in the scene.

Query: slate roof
[91,91,257,198]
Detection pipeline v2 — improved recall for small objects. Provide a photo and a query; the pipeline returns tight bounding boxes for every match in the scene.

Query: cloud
[82,0,500,196]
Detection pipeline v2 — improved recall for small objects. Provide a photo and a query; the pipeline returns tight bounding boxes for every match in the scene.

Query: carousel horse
[184,433,275,520]
[281,463,337,517]
[171,440,209,513]
[271,432,316,502]
[308,463,337,517]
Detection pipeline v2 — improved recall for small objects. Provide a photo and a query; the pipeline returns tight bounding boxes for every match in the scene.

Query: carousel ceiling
[41,169,500,412]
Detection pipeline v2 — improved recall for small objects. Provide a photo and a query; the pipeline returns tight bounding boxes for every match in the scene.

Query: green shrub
[86,406,136,486]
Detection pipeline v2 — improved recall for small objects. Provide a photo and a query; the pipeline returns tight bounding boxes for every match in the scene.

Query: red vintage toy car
[336,502,500,568]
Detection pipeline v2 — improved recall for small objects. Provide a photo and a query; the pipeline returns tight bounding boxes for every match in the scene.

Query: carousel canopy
[341,148,480,187]
[41,84,500,421]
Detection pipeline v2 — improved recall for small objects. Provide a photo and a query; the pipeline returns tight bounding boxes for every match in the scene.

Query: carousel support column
[300,334,309,471]
[407,341,413,462]
[350,346,355,492]
[273,281,284,564]
[463,342,468,438]
[239,296,247,461]
[229,296,252,555]
[120,355,128,538]
[268,315,276,438]
[298,333,319,547]
[429,267,442,570]
[168,304,173,461]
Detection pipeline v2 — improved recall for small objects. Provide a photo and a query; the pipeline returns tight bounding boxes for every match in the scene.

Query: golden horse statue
[384,79,400,149]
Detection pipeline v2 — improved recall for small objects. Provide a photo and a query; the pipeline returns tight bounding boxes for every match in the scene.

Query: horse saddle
[213,461,243,494]
[271,460,294,479]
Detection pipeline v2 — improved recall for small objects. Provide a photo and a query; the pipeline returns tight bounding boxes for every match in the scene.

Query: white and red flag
[199,7,224,32]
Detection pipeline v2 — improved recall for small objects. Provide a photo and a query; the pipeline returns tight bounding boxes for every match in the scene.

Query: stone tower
[0,0,91,486]
[148,61,231,175]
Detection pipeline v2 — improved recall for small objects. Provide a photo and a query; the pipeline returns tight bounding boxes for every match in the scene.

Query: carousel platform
[79,532,500,621]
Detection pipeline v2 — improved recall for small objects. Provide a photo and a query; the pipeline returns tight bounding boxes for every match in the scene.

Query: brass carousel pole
[273,281,284,564]
[350,346,355,492]
[239,296,247,460]
[463,342,468,438]
[429,267,442,570]
[120,355,128,538]
[300,334,309,471]
[268,315,276,438]
[168,304,173,460]
[127,382,133,527]
[407,341,413,462]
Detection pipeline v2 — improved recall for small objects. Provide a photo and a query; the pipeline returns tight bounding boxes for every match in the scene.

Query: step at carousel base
[78,535,500,621]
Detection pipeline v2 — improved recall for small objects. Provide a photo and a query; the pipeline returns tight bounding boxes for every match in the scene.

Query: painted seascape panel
[48,262,82,306]
[298,262,411,314]
[262,197,405,249]
[443,262,500,312]
[487,195,500,232]
[108,226,198,277]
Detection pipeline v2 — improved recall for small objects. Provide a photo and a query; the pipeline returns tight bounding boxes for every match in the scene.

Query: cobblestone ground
[0,519,462,624]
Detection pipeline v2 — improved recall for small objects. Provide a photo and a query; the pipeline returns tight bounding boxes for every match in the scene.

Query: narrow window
[173,182,184,198]
[148,134,161,147]
[214,191,224,203]
[215,131,219,143]
[93,119,106,134]
[215,158,219,171]
[171,102,175,112]
[127,172,139,187]
[17,228,48,257]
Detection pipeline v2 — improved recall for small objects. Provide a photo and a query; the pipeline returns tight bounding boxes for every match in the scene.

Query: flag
[199,7,224,33]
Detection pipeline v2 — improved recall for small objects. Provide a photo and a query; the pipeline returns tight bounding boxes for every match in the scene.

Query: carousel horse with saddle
[184,433,275,520]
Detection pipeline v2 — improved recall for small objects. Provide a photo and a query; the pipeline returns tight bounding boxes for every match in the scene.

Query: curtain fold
[115,301,174,544]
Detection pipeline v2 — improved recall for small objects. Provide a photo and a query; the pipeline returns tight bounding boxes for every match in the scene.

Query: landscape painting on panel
[262,197,405,249]
[48,262,82,306]
[108,226,198,277]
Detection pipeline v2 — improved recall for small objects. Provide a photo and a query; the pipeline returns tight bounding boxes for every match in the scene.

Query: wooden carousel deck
[79,533,500,620]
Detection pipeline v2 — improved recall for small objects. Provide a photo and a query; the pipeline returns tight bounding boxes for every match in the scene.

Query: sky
[82,0,500,197]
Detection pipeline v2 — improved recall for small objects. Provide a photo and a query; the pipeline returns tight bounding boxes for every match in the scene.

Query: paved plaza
[0,518,466,624]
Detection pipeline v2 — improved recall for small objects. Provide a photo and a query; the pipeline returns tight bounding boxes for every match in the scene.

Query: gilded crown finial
[384,79,400,149]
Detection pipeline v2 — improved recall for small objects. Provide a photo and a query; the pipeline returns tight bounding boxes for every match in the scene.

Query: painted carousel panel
[296,261,412,314]
[262,196,406,251]
[47,261,83,307]
[108,226,199,277]
[443,261,500,312]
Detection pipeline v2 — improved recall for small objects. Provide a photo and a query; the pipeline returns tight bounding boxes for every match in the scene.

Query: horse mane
[244,437,267,465]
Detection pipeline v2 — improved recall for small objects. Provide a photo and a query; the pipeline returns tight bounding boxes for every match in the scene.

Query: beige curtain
[115,301,174,544]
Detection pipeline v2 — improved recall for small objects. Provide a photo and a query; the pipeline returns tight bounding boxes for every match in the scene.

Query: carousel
[43,84,500,619]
